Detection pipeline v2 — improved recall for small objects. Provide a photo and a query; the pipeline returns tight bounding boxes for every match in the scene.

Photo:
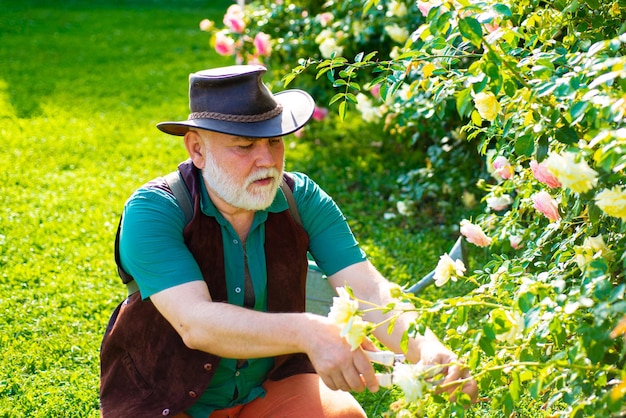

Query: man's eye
[239,143,254,149]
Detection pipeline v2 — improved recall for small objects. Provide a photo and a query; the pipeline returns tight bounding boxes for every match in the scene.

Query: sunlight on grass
[0,1,470,416]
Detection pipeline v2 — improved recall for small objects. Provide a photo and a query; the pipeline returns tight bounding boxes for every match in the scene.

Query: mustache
[247,168,281,184]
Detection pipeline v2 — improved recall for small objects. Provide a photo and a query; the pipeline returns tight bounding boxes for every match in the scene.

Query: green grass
[0,1,472,416]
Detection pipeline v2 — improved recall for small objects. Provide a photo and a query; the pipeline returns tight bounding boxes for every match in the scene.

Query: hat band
[189,104,283,123]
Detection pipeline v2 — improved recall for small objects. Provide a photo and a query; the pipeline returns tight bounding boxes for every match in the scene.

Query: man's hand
[418,332,478,404]
[301,314,380,393]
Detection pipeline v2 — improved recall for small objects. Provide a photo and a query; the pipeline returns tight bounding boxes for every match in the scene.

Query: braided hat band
[188,104,283,123]
[157,65,314,137]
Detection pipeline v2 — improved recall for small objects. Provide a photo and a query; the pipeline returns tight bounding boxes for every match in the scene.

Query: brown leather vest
[100,160,314,418]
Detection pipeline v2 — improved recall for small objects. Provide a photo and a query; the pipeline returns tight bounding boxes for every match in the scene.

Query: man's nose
[254,140,277,167]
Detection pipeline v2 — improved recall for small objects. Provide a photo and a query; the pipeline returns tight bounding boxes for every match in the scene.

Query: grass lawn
[0,0,467,416]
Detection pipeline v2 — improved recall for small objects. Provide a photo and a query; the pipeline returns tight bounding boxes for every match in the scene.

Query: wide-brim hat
[157,65,315,138]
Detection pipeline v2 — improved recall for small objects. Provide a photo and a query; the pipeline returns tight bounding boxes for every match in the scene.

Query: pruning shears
[365,350,444,388]
[365,350,406,366]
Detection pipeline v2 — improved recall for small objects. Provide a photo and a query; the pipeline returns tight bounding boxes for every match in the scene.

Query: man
[100,65,477,418]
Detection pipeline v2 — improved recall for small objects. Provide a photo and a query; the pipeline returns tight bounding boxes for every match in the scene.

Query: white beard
[202,153,282,211]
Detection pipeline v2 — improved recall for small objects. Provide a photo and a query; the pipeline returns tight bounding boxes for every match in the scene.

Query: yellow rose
[387,0,408,17]
[341,316,369,351]
[595,186,626,220]
[384,24,409,44]
[574,234,610,270]
[328,287,359,326]
[544,151,598,194]
[433,253,466,287]
[473,91,501,121]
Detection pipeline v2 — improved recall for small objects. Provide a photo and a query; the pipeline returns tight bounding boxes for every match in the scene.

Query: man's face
[199,131,285,211]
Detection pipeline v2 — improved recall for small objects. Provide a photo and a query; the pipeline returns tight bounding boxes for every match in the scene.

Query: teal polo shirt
[119,171,366,417]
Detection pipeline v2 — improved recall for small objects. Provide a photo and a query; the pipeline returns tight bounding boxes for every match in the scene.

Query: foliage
[0,0,465,416]
[209,0,626,415]
[0,0,229,415]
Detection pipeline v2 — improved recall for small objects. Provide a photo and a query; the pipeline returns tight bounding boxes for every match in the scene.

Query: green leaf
[326,69,335,83]
[509,371,520,401]
[485,62,499,82]
[503,78,517,97]
[400,330,409,354]
[536,135,549,161]
[316,60,332,69]
[456,88,472,118]
[555,126,579,145]
[468,345,481,369]
[316,67,331,80]
[479,335,495,356]
[518,291,535,313]
[363,51,378,62]
[471,110,483,126]
[493,3,512,16]
[429,36,448,50]
[345,93,358,104]
[329,93,345,105]
[570,101,589,124]
[348,82,361,91]
[515,134,535,156]
[459,17,483,48]
[502,116,512,137]
[455,392,473,408]
[528,375,544,399]
[589,201,602,224]
[483,322,496,340]
[282,73,296,87]
[338,101,347,121]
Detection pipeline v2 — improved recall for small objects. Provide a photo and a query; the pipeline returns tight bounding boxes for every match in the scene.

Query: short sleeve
[118,187,205,299]
[290,172,366,275]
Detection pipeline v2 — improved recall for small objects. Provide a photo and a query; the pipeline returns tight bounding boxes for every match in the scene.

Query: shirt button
[235,287,241,293]
[203,363,213,371]
[161,409,170,416]
[188,390,197,398]
[233,239,238,245]
[235,371,240,377]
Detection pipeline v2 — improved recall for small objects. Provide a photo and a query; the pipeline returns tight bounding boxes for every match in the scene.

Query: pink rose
[253,32,272,57]
[318,12,334,27]
[530,160,561,189]
[312,106,329,121]
[493,156,514,179]
[223,4,246,33]
[532,191,561,221]
[417,1,435,17]
[509,235,523,249]
[460,219,492,247]
[370,83,381,99]
[484,21,499,33]
[214,32,236,56]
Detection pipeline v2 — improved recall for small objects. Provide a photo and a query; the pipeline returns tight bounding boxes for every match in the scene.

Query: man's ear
[184,130,206,169]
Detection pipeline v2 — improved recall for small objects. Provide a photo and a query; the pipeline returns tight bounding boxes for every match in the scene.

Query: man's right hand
[299,314,380,393]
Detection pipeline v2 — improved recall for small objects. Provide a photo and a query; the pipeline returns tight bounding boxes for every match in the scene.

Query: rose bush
[202,0,626,416]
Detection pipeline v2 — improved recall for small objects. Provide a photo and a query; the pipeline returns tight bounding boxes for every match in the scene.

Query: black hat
[157,65,315,138]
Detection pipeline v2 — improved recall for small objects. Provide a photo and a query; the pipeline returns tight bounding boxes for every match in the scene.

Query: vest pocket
[121,351,154,399]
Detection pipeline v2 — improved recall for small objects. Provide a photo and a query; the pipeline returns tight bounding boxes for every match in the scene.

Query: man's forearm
[180,302,314,358]
[150,281,318,359]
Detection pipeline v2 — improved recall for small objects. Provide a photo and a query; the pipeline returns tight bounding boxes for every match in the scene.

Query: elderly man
[100,65,477,418]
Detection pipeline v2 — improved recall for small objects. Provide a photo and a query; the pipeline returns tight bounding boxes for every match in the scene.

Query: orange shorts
[173,373,366,418]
